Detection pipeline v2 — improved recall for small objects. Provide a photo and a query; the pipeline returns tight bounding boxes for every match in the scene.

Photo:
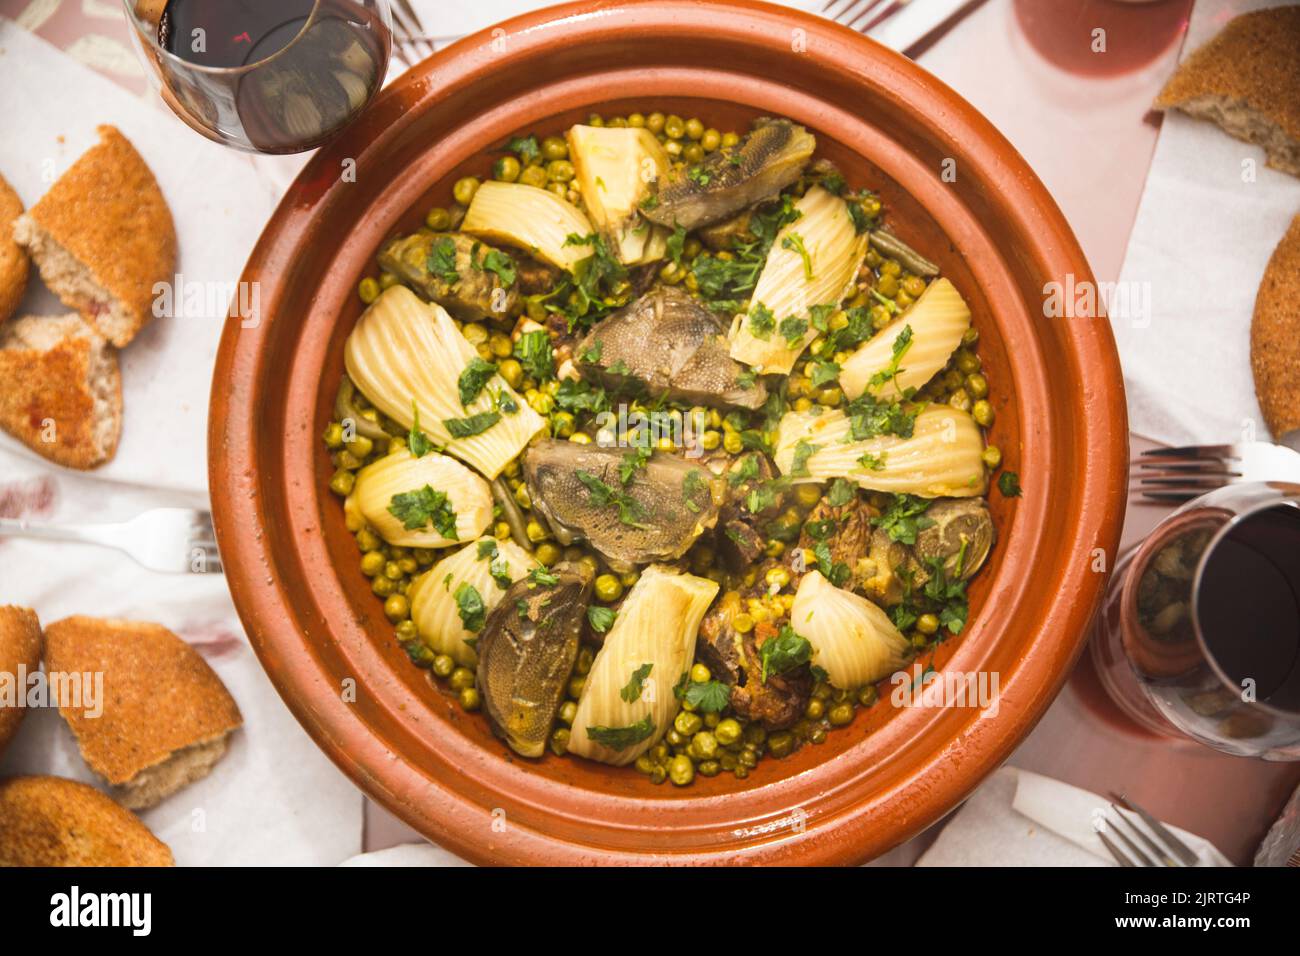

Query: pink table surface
[12,0,1296,865]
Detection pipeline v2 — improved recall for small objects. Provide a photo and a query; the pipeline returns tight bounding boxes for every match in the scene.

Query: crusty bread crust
[0,314,122,469]
[16,126,176,346]
[0,775,173,866]
[1251,214,1300,439]
[43,617,242,809]
[0,606,42,758]
[0,173,27,326]
[1154,6,1300,177]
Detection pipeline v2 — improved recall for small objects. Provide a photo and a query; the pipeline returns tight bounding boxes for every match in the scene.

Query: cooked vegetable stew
[325,108,1011,787]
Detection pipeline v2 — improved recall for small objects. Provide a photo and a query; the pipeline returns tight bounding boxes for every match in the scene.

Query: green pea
[690,731,719,760]
[683,143,704,165]
[432,654,455,678]
[518,164,548,189]
[452,176,480,206]
[690,663,711,684]
[917,613,940,635]
[668,754,695,786]
[384,561,403,581]
[547,159,575,183]
[358,277,380,304]
[559,700,578,725]
[492,155,520,182]
[384,593,410,623]
[322,422,345,448]
[804,698,825,721]
[972,399,995,428]
[425,207,452,230]
[767,732,795,758]
[541,136,568,161]
[701,129,721,152]
[955,349,981,374]
[371,576,394,598]
[698,760,721,777]
[715,718,742,746]
[359,551,385,577]
[460,687,481,712]
[594,574,624,602]
[664,115,686,139]
[645,112,666,134]
[828,702,855,727]
[982,445,1003,469]
[329,470,355,496]
[449,667,475,691]
[395,620,418,643]
[674,710,703,737]
[966,372,989,399]
[857,684,879,707]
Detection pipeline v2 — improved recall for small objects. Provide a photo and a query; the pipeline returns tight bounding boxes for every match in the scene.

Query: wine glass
[1092,482,1300,760]
[122,0,392,154]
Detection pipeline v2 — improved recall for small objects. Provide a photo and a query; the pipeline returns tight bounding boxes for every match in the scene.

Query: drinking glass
[122,0,392,154]
[1092,482,1300,760]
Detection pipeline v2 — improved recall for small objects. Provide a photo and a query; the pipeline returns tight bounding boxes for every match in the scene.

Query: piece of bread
[12,125,176,347]
[1153,6,1300,177]
[0,313,122,469]
[0,173,28,325]
[1251,214,1300,439]
[43,617,242,810]
[0,606,42,758]
[0,775,173,866]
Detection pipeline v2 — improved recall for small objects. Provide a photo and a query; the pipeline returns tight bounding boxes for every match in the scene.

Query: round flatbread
[1250,215,1300,439]
[0,173,28,325]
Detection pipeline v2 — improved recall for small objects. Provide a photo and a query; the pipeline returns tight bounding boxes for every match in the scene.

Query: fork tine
[1134,476,1231,490]
[1141,444,1239,461]
[1107,811,1159,863]
[393,0,436,57]
[1139,490,1207,504]
[861,0,914,33]
[1111,793,1199,866]
[1097,830,1135,867]
[1133,458,1235,473]
[846,0,891,29]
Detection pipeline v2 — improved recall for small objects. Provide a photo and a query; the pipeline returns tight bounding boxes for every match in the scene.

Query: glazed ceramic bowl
[209,0,1127,864]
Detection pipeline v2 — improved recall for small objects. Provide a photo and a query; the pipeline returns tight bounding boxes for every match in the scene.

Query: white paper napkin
[917,767,1232,866]
[1112,0,1300,446]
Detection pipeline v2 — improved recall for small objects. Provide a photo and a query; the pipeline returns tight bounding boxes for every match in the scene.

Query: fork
[1132,441,1300,503]
[822,0,915,34]
[389,0,452,69]
[1095,792,1201,867]
[0,508,222,575]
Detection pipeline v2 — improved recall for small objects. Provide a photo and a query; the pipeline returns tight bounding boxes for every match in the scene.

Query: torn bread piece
[1154,6,1300,177]
[12,125,176,346]
[1251,214,1300,439]
[0,314,121,469]
[43,617,242,811]
[0,607,42,758]
[0,776,174,866]
[0,173,28,326]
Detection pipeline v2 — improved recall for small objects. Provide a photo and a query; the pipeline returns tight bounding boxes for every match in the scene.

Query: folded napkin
[1112,0,1300,446]
[0,22,363,865]
[917,767,1232,866]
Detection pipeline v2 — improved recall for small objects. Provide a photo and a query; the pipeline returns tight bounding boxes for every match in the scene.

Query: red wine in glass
[127,0,392,154]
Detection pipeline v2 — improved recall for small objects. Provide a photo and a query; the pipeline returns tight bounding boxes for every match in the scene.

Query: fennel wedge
[567,565,720,766]
[344,286,545,479]
[773,405,988,497]
[567,124,671,265]
[727,185,868,375]
[408,537,539,668]
[790,570,909,690]
[461,180,596,272]
[345,448,494,547]
[839,278,972,401]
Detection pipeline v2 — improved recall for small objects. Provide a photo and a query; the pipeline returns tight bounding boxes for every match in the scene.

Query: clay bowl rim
[209,0,1128,865]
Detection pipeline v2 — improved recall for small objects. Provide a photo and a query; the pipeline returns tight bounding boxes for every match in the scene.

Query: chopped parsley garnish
[679,679,730,713]
[923,555,970,636]
[561,233,629,327]
[821,171,846,195]
[666,223,688,266]
[809,303,836,334]
[427,237,460,285]
[682,469,708,513]
[528,566,560,587]
[872,494,934,545]
[453,582,486,632]
[868,324,913,391]
[735,368,758,390]
[581,339,603,364]
[857,451,887,471]
[507,135,541,164]
[810,359,840,388]
[585,715,656,750]
[727,454,762,486]
[998,471,1022,498]
[847,201,872,234]
[554,378,610,415]
[619,663,654,703]
[576,470,648,527]
[388,485,458,538]
[690,196,801,311]
[513,330,555,382]
[779,315,809,347]
[408,402,434,457]
[477,539,513,589]
[619,444,652,484]
[759,625,813,683]
[790,439,819,478]
[782,232,814,280]
[639,193,660,211]
[845,392,916,441]
[443,411,500,438]
[587,606,617,634]
[457,357,498,406]
[480,248,517,289]
[747,302,775,340]
[687,166,711,187]
[826,477,857,507]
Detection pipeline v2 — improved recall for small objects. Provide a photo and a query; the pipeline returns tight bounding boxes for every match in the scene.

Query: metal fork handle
[0,517,128,551]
